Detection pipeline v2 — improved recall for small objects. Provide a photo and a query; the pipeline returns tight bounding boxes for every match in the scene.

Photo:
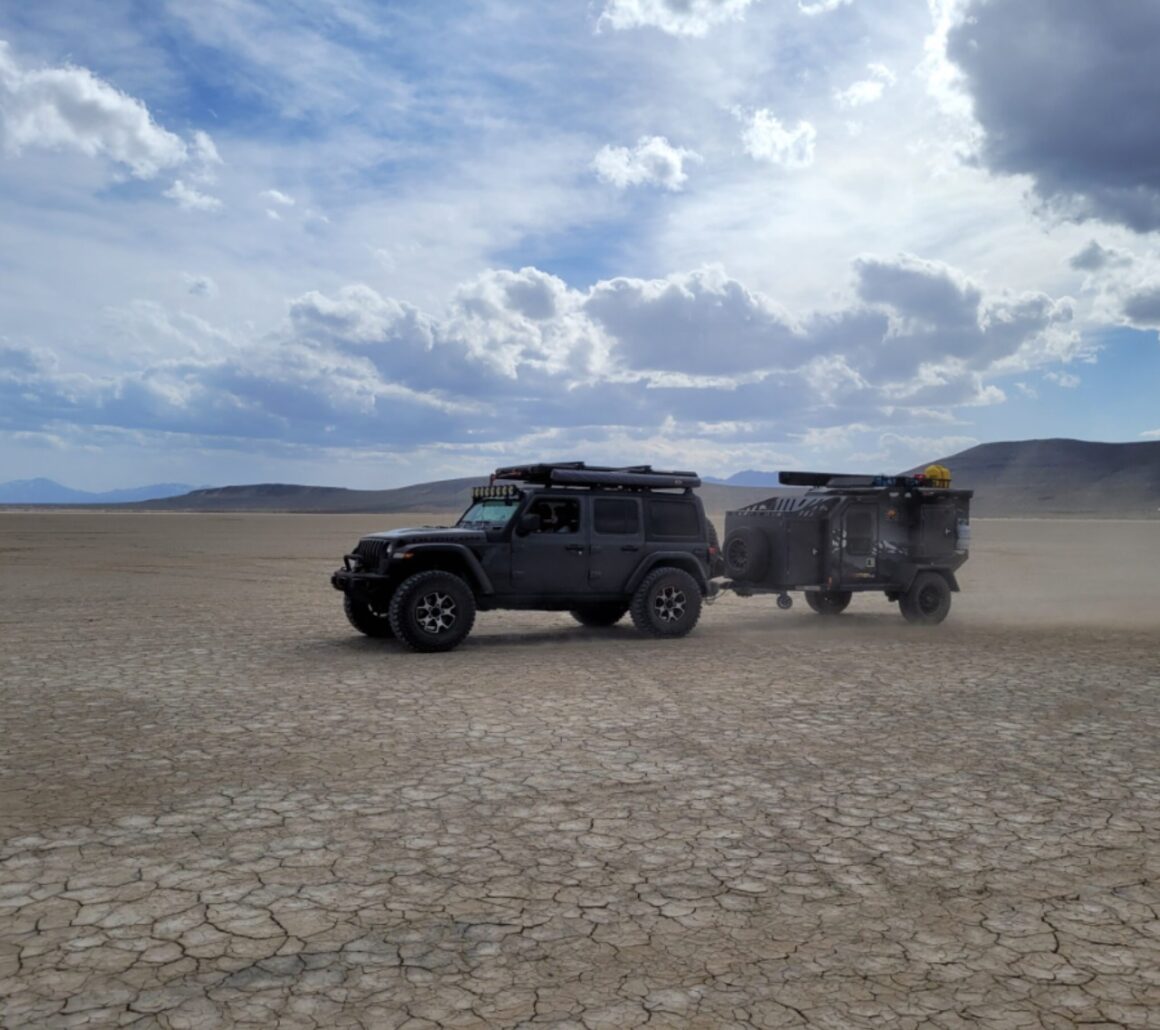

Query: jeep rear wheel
[804,590,852,615]
[899,572,951,626]
[630,567,702,638]
[344,593,395,638]
[570,603,628,628]
[389,571,476,652]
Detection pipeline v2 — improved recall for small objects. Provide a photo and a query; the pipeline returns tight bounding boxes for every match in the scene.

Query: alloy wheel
[415,591,457,634]
[653,585,687,623]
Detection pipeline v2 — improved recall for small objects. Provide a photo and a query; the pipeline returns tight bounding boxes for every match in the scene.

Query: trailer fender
[898,566,960,593]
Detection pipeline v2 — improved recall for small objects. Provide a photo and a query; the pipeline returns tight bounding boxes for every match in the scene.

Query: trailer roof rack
[779,470,967,493]
[493,462,701,491]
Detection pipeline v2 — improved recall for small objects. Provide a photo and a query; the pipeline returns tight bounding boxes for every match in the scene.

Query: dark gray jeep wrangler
[331,463,721,652]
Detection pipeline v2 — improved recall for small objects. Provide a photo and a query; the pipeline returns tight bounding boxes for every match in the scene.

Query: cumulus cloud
[191,131,222,168]
[834,63,895,109]
[261,188,295,207]
[0,40,194,178]
[853,253,1079,379]
[1,257,1084,457]
[183,274,217,298]
[592,136,700,191]
[1121,286,1160,327]
[1069,241,1133,272]
[1043,371,1080,389]
[739,109,816,168]
[585,266,804,375]
[947,0,1160,231]
[164,180,222,212]
[1140,429,1160,440]
[799,0,853,16]
[597,0,760,36]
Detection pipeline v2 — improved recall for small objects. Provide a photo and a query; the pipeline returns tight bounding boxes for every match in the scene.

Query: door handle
[621,544,640,552]
[565,544,586,553]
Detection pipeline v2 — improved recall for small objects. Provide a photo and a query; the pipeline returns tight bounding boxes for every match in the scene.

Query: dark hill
[28,438,1159,517]
[921,439,1160,517]
[132,477,780,515]
[134,478,486,513]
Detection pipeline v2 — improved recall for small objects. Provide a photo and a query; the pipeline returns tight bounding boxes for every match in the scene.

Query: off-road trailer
[718,468,972,624]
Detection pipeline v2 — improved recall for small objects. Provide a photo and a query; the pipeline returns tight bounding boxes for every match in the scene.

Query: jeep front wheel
[389,571,477,652]
[344,593,395,638]
[630,567,702,638]
[570,603,628,628]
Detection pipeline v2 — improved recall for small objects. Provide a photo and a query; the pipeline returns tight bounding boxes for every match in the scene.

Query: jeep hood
[361,526,486,545]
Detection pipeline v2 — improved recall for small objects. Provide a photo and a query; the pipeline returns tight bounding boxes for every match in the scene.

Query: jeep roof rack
[493,462,701,491]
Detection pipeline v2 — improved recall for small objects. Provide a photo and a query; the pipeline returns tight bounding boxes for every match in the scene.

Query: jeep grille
[354,538,390,571]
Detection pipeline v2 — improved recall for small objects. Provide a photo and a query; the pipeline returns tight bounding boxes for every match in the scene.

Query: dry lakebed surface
[1,512,1158,1028]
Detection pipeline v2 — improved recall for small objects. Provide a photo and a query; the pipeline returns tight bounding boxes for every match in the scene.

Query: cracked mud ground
[2,514,1158,1029]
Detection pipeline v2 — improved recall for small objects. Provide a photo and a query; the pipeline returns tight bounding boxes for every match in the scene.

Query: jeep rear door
[588,497,643,593]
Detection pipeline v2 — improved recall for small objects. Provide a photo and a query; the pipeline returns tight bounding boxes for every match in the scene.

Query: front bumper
[331,567,390,593]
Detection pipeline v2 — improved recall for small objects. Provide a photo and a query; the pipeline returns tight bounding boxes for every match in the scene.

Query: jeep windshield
[457,499,520,527]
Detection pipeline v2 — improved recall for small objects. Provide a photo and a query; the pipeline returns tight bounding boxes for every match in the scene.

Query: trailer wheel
[804,590,851,615]
[899,572,951,626]
[723,526,769,581]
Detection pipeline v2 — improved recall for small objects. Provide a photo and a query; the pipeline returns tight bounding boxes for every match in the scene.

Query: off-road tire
[630,566,702,638]
[570,604,629,628]
[344,593,395,638]
[899,572,951,626]
[804,590,852,615]
[723,526,769,582]
[389,570,477,652]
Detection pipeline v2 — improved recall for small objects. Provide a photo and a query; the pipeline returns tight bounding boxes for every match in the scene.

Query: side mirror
[516,513,541,536]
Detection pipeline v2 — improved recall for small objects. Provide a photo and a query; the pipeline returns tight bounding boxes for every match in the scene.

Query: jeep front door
[587,497,643,595]
[510,495,591,596]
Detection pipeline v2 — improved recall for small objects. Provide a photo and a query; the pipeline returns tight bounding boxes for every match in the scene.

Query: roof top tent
[492,462,702,492]
[721,466,973,625]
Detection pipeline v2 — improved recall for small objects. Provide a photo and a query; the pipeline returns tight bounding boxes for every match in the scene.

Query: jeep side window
[594,498,640,535]
[528,498,580,534]
[647,499,700,539]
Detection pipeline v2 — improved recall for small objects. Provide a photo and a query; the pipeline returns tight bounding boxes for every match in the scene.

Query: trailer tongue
[719,466,972,624]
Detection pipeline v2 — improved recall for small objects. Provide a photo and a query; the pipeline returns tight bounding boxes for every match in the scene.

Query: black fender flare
[396,543,494,595]
[625,553,710,596]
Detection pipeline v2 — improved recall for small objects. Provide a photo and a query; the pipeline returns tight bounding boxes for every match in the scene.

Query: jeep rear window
[594,498,640,535]
[647,499,700,538]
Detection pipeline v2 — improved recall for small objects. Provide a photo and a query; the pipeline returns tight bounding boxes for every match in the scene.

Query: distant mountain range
[0,478,199,505]
[4,439,1158,516]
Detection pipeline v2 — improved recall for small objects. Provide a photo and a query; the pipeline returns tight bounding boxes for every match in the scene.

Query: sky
[1,0,1158,490]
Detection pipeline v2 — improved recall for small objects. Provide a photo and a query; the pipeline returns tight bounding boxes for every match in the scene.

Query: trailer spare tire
[723,526,769,581]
